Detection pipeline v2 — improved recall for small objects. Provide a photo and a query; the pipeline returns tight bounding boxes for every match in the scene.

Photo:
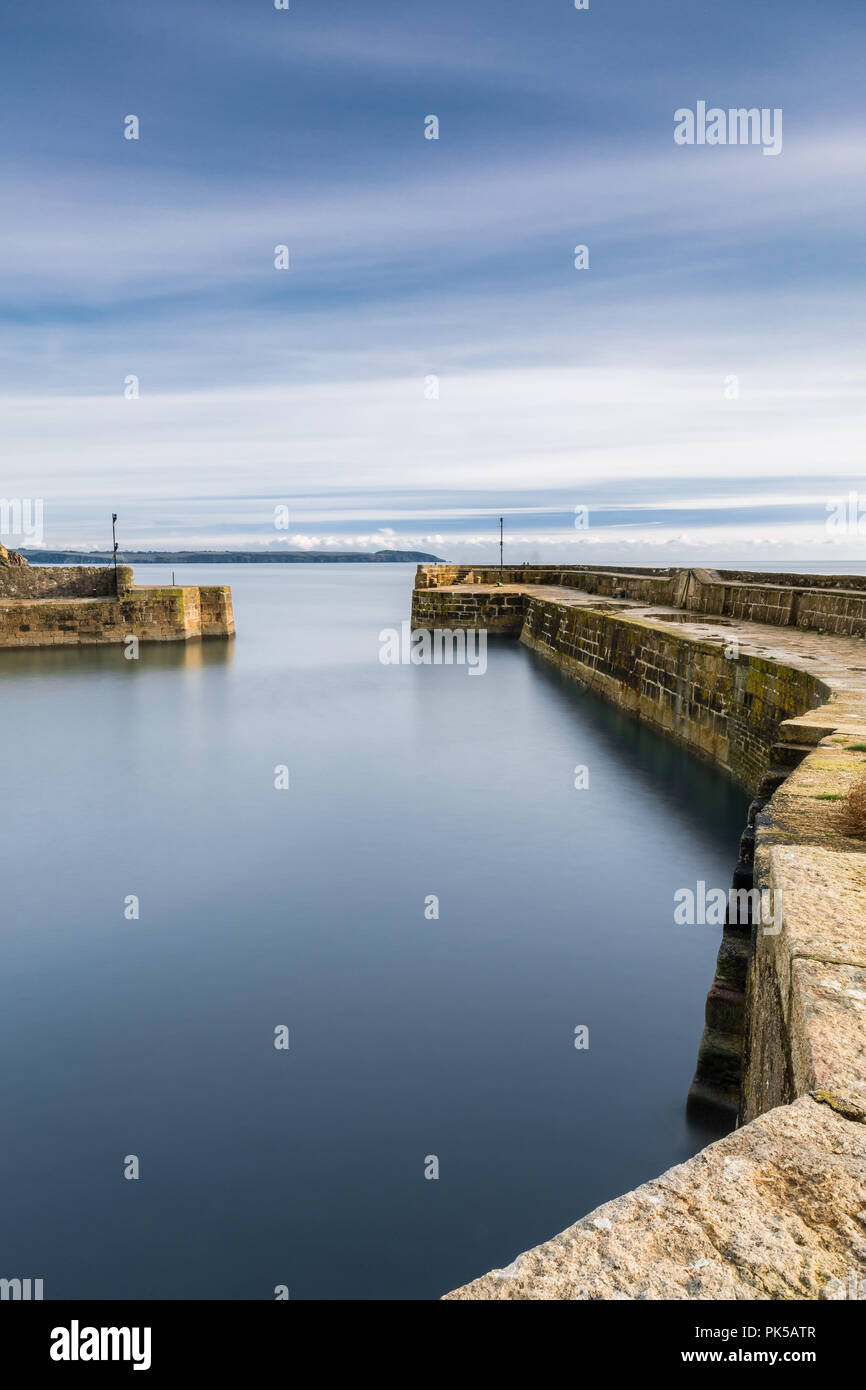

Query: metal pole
[111,513,118,573]
[499,516,503,572]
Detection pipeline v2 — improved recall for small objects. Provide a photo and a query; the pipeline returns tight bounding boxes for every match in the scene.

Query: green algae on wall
[0,561,235,647]
[411,565,866,1300]
[519,597,827,792]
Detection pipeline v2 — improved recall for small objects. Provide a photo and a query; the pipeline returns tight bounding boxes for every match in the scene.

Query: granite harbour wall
[411,565,866,1300]
[0,560,234,647]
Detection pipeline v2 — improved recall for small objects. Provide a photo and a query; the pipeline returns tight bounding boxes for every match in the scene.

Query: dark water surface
[0,564,749,1299]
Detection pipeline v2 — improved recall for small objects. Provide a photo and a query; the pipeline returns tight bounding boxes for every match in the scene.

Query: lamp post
[499,516,503,573]
[111,513,118,576]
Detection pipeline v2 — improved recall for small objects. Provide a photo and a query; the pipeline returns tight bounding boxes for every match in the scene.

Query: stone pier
[0,544,234,646]
[411,565,866,1300]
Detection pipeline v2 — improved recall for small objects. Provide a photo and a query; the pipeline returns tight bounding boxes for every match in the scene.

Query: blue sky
[2,0,865,561]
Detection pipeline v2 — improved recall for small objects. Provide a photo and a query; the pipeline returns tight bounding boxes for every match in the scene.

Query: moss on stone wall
[0,565,234,647]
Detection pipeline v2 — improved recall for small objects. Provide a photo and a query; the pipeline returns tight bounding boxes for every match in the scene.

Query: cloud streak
[1,1,864,558]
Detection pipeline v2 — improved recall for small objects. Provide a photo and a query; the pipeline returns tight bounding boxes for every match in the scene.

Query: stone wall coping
[417,568,866,1300]
[0,563,234,645]
[445,1097,865,1300]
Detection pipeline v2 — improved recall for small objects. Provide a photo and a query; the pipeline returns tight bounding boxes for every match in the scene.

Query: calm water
[0,564,749,1300]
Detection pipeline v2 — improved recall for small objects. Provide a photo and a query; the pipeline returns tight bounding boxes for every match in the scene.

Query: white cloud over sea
[1,2,865,562]
[7,359,866,561]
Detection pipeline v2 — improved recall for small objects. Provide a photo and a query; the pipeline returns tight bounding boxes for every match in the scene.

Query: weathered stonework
[413,563,866,638]
[442,1097,866,1301]
[411,565,866,1300]
[0,553,234,647]
[0,539,30,569]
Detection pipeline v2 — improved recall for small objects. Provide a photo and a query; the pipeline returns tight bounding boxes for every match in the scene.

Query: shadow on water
[523,646,749,858]
[523,646,748,1151]
[0,637,234,683]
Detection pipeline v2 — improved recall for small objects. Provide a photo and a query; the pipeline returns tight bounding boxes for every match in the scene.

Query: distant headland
[19,548,445,565]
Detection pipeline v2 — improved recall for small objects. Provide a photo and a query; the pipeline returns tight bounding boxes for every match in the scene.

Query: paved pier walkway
[416,570,866,1300]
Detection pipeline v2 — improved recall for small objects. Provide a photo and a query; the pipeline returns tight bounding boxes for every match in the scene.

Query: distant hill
[20,548,444,565]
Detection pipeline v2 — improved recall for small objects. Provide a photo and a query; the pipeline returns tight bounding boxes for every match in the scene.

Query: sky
[1,0,865,562]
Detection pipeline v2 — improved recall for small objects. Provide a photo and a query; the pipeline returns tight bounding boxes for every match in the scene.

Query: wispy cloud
[1,1,864,557]
[6,363,865,556]
[2,133,864,310]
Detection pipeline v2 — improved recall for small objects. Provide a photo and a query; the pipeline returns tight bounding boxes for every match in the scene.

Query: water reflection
[0,566,749,1299]
[0,635,234,683]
